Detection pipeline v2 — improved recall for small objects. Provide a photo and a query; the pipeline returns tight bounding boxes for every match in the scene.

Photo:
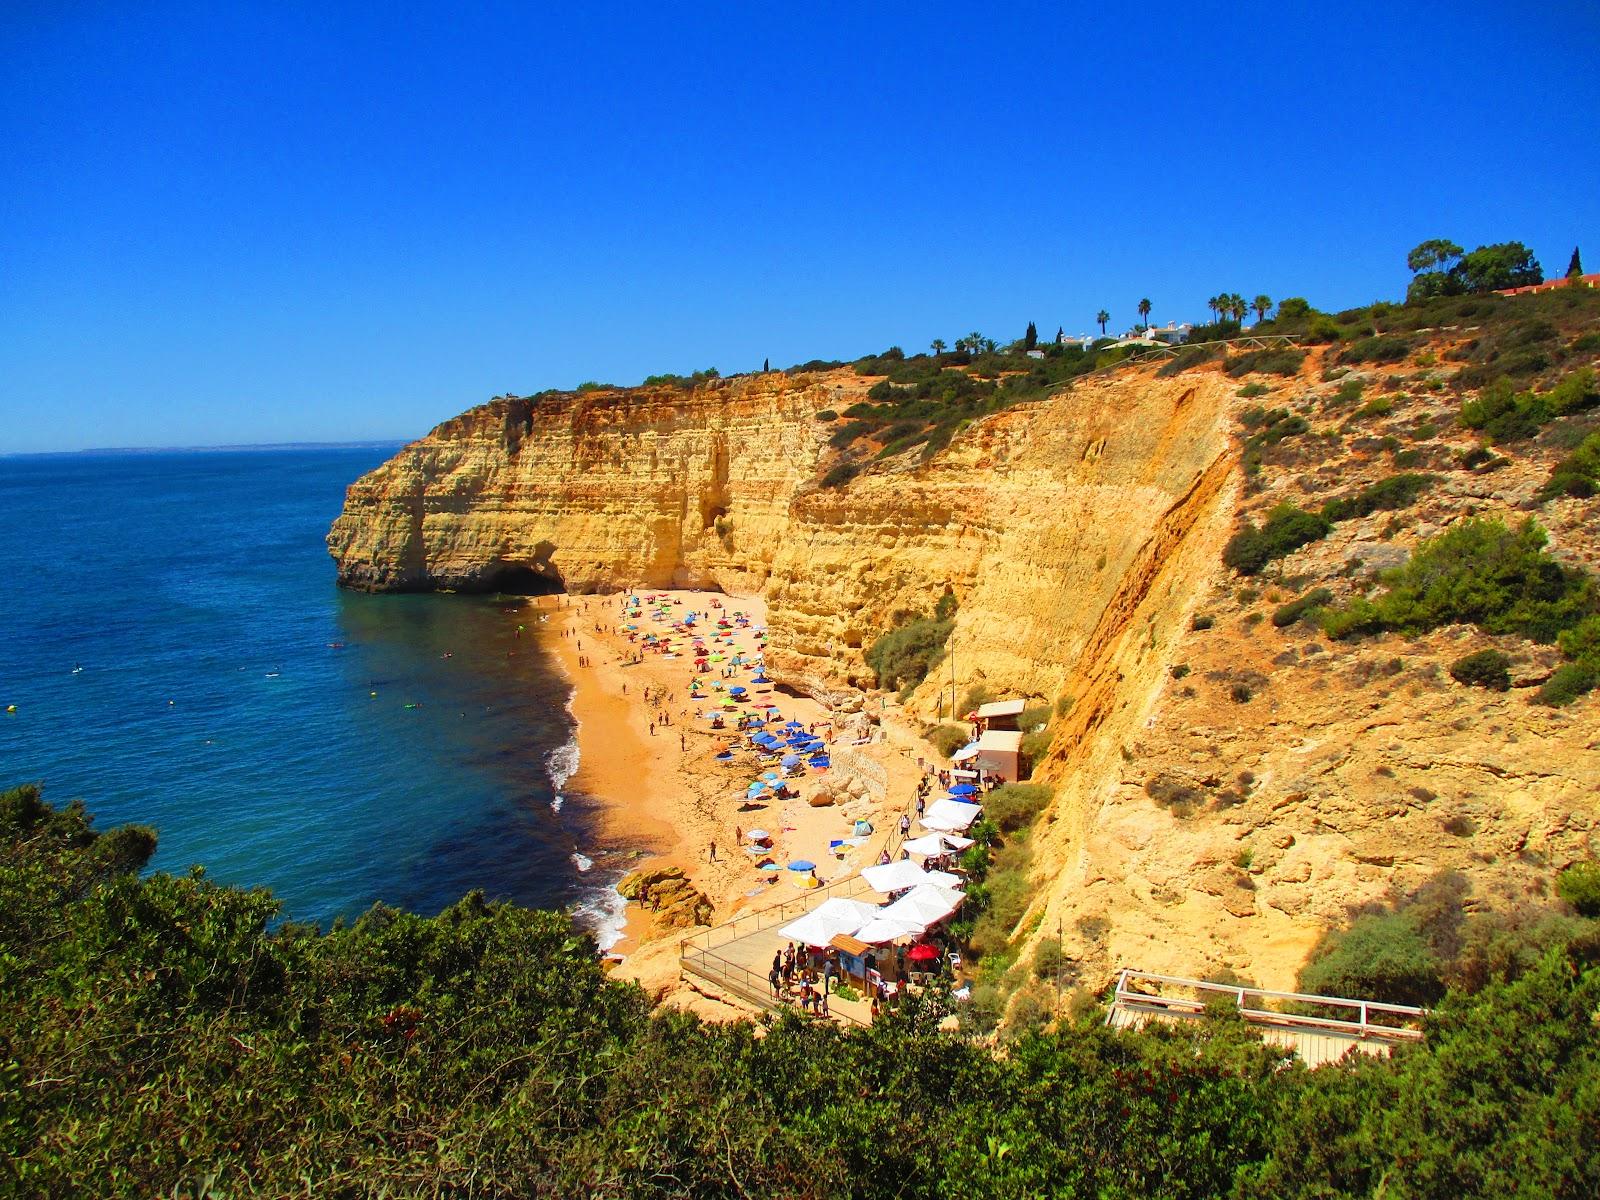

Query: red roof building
[1497,273,1600,297]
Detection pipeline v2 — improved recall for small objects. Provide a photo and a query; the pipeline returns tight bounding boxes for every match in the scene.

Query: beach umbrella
[882,883,965,929]
[784,720,804,730]
[745,829,771,842]
[782,755,800,768]
[787,860,816,872]
[903,833,974,856]
[729,686,747,695]
[907,942,941,963]
[714,750,734,761]
[949,783,979,796]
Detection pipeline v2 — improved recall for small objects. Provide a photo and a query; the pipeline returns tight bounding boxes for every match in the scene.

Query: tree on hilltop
[1095,309,1109,335]
[1454,242,1543,292]
[1055,325,1064,344]
[1206,295,1221,323]
[1227,294,1248,324]
[1253,294,1273,324]
[1137,298,1151,329]
[931,338,946,355]
[1024,321,1038,351]
[1407,238,1464,274]
[1568,247,1584,279]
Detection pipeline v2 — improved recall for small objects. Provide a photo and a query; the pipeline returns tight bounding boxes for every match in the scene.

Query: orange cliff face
[327,370,863,596]
[327,352,1599,996]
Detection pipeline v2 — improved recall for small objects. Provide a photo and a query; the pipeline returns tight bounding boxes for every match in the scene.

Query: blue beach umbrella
[787,860,816,872]
[781,755,800,768]
[950,783,979,796]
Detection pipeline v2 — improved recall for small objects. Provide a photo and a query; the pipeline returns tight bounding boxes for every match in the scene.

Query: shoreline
[539,588,915,1000]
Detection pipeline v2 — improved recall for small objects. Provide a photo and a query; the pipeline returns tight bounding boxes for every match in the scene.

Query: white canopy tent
[921,798,983,832]
[776,897,882,947]
[854,914,925,944]
[862,860,962,894]
[881,882,965,931]
[902,832,974,856]
[950,743,981,762]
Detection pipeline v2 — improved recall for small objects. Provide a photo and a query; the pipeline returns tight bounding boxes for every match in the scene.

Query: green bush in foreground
[1320,517,1598,644]
[1557,862,1600,917]
[6,785,1600,1197]
[982,782,1053,833]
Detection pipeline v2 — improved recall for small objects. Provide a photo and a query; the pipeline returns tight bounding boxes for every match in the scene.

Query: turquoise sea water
[0,447,629,939]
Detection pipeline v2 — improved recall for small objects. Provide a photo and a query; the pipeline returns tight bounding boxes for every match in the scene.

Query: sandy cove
[543,589,921,1009]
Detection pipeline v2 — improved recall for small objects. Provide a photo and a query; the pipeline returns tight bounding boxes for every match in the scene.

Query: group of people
[769,941,837,1016]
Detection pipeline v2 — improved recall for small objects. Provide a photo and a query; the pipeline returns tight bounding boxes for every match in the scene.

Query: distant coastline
[0,439,408,460]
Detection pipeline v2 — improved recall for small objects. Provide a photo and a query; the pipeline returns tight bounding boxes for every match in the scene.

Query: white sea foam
[571,851,594,872]
[546,732,579,813]
[572,879,630,952]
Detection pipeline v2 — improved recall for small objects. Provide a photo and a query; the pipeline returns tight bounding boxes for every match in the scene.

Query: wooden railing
[1107,968,1426,1043]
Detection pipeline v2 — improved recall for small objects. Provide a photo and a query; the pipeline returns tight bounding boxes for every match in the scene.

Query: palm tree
[1206,295,1220,323]
[931,338,946,355]
[966,332,985,355]
[1223,294,1244,324]
[981,337,998,354]
[1253,295,1272,324]
[1095,309,1110,335]
[1137,298,1152,330]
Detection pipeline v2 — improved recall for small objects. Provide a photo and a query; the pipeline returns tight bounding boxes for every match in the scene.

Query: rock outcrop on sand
[616,866,713,929]
[330,344,1598,993]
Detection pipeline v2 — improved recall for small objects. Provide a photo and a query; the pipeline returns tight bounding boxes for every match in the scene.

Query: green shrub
[984,783,1053,833]
[864,598,957,691]
[1223,504,1332,575]
[814,409,838,422]
[1341,335,1416,365]
[1298,912,1444,1006]
[1319,473,1438,522]
[1237,382,1270,398]
[1353,395,1395,420]
[820,460,861,489]
[928,724,972,757]
[1461,368,1597,444]
[1226,348,1306,377]
[1536,661,1599,707]
[1272,587,1334,627]
[1320,518,1598,643]
[1448,649,1512,691]
[1537,431,1600,501]
[1191,614,1214,630]
[1555,861,1600,917]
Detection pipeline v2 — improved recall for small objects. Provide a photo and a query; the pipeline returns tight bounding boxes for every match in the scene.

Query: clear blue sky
[3,2,1597,453]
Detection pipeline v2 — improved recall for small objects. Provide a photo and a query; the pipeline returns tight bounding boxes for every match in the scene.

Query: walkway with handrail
[1105,968,1426,1067]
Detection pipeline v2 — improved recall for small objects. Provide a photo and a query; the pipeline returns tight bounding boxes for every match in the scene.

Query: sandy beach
[542,588,918,1000]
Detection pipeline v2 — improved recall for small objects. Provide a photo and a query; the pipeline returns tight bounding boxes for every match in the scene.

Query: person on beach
[638,882,651,909]
[708,840,717,862]
[899,814,911,838]
[769,966,781,998]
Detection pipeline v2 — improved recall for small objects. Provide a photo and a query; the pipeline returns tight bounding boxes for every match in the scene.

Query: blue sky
[3,2,1597,453]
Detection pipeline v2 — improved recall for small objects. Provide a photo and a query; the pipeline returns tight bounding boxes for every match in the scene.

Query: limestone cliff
[331,339,1599,997]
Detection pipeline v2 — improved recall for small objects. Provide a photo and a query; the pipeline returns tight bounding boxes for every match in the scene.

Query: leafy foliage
[1538,430,1600,501]
[1460,368,1597,443]
[1223,504,1332,575]
[1320,518,1598,644]
[7,787,1600,1197]
[1272,587,1334,628]
[863,593,957,692]
[1449,649,1513,691]
[1557,862,1600,917]
[1319,473,1438,522]
[982,783,1052,834]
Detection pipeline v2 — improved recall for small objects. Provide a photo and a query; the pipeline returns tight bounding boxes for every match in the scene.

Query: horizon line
[0,438,411,460]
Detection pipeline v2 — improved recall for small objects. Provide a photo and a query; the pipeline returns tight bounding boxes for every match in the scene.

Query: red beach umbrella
[907,943,941,963]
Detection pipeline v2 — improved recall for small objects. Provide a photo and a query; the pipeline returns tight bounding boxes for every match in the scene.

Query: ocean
[0,446,629,943]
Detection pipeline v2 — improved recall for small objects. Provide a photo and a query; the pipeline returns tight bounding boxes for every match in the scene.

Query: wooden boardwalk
[1106,969,1426,1068]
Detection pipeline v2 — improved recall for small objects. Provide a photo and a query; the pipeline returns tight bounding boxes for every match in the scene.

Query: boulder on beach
[806,789,836,807]
[617,865,714,929]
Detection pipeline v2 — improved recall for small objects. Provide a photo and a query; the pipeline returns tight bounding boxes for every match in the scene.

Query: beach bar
[974,729,1022,783]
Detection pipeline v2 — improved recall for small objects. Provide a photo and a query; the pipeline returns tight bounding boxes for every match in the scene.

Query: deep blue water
[0,447,627,938]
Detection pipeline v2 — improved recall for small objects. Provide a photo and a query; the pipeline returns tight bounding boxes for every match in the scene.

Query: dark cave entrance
[481,541,565,596]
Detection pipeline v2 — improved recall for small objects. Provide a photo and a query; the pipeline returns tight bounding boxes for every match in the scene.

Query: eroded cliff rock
[330,345,1598,996]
